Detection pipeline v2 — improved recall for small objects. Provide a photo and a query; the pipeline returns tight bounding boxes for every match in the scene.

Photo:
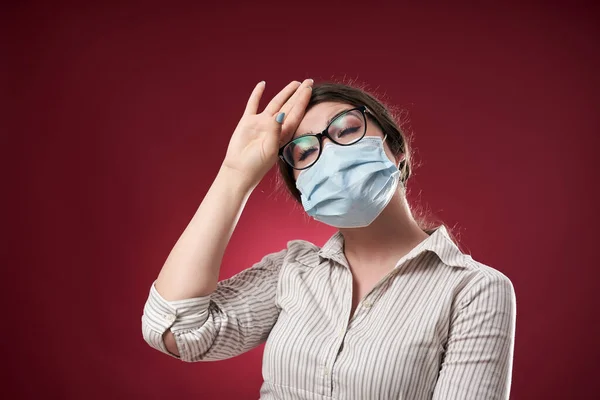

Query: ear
[396,152,406,167]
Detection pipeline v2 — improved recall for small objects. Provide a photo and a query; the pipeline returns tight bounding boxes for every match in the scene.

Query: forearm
[154,164,253,301]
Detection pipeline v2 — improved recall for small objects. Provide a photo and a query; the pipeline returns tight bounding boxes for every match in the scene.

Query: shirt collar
[314,224,470,269]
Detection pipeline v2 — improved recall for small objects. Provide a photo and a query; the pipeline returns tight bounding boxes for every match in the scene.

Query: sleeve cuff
[143,280,212,334]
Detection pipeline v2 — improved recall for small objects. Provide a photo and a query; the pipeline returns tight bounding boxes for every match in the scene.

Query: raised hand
[222,78,313,191]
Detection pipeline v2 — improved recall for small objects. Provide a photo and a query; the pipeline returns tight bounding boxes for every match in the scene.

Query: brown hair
[275,80,448,237]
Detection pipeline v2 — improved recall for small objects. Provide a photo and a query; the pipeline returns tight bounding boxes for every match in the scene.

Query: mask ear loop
[381,133,404,167]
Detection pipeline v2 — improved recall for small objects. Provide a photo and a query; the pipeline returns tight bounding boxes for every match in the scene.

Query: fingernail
[308,78,314,84]
[276,112,285,124]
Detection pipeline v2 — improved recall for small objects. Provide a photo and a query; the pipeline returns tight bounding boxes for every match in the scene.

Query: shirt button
[164,314,176,323]
[324,366,329,376]
[363,301,372,308]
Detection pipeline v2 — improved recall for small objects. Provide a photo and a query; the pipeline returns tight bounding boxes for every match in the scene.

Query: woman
[141,79,516,399]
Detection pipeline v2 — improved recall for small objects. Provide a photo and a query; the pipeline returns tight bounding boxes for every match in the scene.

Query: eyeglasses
[278,105,372,170]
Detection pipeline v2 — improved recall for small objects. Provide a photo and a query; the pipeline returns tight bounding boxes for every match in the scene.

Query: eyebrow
[294,108,352,138]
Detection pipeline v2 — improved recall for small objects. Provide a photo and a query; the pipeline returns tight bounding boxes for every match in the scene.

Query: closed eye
[338,126,360,137]
[298,147,317,161]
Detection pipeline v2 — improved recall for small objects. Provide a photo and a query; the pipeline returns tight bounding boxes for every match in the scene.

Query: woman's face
[291,101,399,181]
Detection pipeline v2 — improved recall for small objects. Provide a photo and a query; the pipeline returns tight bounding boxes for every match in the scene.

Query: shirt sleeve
[141,247,288,362]
[432,271,517,400]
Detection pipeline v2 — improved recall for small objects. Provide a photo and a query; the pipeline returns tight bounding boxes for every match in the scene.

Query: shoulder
[455,255,516,312]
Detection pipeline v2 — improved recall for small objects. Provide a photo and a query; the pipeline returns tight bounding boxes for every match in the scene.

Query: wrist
[216,164,257,195]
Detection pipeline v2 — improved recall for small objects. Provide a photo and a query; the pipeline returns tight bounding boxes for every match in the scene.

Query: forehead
[293,101,354,139]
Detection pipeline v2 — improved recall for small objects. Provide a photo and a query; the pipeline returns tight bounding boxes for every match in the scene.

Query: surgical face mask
[295,136,401,228]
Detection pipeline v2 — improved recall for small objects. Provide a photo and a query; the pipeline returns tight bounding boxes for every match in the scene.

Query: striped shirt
[141,224,516,399]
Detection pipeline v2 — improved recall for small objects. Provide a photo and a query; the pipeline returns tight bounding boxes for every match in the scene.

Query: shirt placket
[320,267,379,397]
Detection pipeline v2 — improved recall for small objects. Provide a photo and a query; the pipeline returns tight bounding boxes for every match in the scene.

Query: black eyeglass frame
[278,105,374,170]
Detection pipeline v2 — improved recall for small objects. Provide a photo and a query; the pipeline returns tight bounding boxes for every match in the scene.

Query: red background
[4,1,599,399]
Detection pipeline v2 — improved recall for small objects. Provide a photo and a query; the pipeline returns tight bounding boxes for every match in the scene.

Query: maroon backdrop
[4,1,599,399]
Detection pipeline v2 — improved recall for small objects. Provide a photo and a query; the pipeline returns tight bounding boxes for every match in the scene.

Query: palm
[226,114,280,173]
[221,79,313,187]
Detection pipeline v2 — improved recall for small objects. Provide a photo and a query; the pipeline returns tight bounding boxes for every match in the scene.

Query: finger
[263,81,301,115]
[262,111,286,157]
[275,112,286,124]
[279,78,313,115]
[243,81,266,116]
[279,85,313,145]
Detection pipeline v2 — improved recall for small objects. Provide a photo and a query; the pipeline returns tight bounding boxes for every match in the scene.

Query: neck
[338,188,430,272]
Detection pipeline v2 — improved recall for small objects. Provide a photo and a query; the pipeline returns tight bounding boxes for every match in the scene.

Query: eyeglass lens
[282,109,366,169]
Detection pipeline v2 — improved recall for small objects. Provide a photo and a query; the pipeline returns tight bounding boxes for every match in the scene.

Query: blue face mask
[295,136,401,228]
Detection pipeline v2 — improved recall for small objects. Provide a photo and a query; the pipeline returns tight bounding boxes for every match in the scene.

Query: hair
[275,79,455,238]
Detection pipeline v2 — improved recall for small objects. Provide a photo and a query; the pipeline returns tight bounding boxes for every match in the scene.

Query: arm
[432,272,517,400]
[140,79,313,360]
[142,247,287,361]
[149,164,253,358]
